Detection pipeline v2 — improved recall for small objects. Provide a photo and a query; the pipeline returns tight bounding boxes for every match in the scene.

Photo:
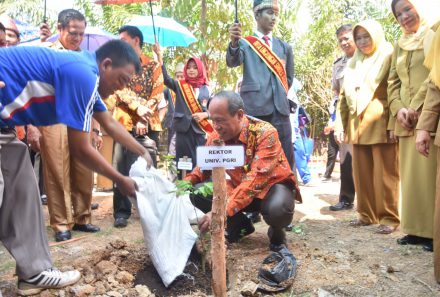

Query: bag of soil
[129,157,204,287]
[257,246,297,293]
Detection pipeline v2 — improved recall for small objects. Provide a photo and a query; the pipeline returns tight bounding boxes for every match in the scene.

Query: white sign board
[197,145,245,169]
[177,158,193,170]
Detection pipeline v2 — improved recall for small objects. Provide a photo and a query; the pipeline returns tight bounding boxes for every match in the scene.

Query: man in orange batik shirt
[185,91,301,254]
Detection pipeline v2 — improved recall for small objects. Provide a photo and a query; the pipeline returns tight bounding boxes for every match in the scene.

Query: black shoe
[423,241,433,252]
[114,217,128,228]
[40,194,48,205]
[245,212,261,223]
[55,230,71,242]
[72,224,100,233]
[397,235,430,245]
[329,202,353,211]
[91,203,99,210]
[226,215,255,243]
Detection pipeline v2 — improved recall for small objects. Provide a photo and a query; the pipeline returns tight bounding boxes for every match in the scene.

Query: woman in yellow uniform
[335,20,400,234]
[388,0,439,250]
[416,23,440,283]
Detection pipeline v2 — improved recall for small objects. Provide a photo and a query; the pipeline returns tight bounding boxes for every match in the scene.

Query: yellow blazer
[416,82,440,146]
[387,46,430,137]
[337,74,393,145]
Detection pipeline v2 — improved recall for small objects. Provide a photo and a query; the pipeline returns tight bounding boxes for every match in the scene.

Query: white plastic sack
[129,157,204,287]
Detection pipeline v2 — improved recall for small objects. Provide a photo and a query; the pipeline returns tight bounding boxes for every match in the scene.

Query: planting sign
[197,145,245,169]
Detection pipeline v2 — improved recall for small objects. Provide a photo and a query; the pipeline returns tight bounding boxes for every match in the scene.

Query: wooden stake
[210,139,228,297]
[182,156,188,178]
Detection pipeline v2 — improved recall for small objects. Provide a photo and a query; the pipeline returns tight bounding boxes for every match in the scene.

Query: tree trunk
[210,139,228,297]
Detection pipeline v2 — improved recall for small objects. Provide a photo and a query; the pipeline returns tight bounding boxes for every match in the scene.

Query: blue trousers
[293,137,311,184]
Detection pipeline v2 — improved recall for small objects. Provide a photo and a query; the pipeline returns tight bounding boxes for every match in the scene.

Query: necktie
[262,35,270,46]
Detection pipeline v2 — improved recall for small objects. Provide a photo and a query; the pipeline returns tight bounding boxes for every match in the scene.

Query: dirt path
[1,172,440,296]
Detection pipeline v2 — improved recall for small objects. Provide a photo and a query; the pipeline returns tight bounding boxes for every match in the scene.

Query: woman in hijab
[388,0,439,251]
[335,20,400,234]
[416,23,440,282]
[154,46,211,177]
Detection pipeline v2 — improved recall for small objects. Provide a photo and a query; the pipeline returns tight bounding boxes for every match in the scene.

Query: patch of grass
[52,244,68,251]
[0,260,15,271]
[289,223,307,236]
[94,227,115,237]
[397,244,420,256]
[134,238,145,245]
[53,259,63,268]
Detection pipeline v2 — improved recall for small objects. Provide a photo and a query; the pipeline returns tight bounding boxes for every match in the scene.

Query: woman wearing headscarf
[335,20,400,234]
[388,0,439,250]
[154,45,211,177]
[416,22,440,282]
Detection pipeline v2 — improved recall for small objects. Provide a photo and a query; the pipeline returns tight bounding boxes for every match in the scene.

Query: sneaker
[17,268,81,296]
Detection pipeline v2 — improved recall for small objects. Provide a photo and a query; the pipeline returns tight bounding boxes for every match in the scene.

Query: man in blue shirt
[0,40,153,295]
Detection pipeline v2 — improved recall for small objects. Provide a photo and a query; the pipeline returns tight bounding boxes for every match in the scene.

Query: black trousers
[256,111,294,171]
[339,146,355,204]
[147,130,160,149]
[175,129,205,179]
[191,183,295,245]
[112,135,157,219]
[324,131,339,178]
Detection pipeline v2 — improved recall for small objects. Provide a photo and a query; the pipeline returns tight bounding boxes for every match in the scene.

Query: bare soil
[1,168,440,297]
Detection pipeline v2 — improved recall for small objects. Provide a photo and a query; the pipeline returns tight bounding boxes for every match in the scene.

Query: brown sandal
[375,224,397,234]
[349,219,371,227]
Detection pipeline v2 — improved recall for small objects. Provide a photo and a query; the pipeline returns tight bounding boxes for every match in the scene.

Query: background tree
[0,0,57,30]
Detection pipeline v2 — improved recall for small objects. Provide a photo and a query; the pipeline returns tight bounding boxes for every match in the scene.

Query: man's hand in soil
[199,211,212,233]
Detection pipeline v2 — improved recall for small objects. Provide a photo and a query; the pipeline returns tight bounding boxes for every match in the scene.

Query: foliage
[159,153,178,176]
[174,179,193,197]
[0,0,57,31]
[173,179,213,198]
[193,182,213,198]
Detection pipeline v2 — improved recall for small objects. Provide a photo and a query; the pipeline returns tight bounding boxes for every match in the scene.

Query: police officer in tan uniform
[326,24,356,211]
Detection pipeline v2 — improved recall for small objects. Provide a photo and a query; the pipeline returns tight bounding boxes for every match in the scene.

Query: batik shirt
[106,54,164,132]
[185,116,301,216]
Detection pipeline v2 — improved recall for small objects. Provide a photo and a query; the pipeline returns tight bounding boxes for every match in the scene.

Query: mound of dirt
[134,247,212,297]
